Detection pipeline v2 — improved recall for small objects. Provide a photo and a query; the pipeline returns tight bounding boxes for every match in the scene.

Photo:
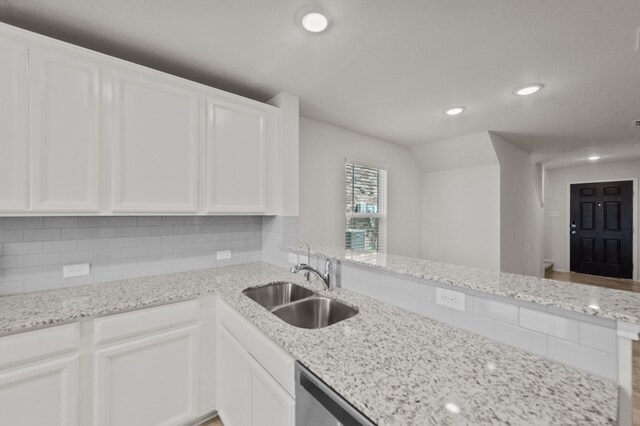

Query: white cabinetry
[218,301,295,426]
[93,300,203,426]
[109,70,200,213]
[0,37,28,211]
[248,354,295,426]
[29,47,102,212]
[0,297,217,426]
[206,100,272,214]
[0,324,81,425]
[0,22,288,216]
[219,327,251,426]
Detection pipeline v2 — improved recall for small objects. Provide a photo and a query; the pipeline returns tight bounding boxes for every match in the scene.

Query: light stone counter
[0,262,618,425]
[286,245,640,326]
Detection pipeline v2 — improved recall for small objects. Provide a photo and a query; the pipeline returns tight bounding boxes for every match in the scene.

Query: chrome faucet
[290,258,333,291]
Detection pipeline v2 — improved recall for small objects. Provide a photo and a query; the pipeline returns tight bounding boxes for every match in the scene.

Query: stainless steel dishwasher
[295,362,376,426]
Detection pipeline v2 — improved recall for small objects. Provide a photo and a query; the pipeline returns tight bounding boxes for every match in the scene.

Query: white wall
[421,165,501,270]
[544,160,640,275]
[299,117,422,258]
[413,132,501,271]
[491,133,544,277]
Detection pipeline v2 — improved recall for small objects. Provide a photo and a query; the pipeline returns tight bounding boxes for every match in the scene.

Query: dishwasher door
[295,362,376,426]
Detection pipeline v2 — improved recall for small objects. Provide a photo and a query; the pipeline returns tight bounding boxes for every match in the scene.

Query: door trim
[565,178,637,280]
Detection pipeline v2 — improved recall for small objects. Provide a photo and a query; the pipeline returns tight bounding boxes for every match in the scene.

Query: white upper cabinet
[109,70,200,213]
[206,100,269,214]
[29,47,101,212]
[0,38,28,211]
[0,23,285,216]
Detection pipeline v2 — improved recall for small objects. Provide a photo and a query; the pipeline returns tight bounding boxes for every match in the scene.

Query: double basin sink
[243,282,358,329]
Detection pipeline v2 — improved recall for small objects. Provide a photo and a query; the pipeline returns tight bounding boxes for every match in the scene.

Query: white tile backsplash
[472,296,519,325]
[579,322,618,354]
[1,216,263,294]
[494,322,547,357]
[548,337,617,381]
[452,310,495,338]
[417,299,454,324]
[519,307,580,343]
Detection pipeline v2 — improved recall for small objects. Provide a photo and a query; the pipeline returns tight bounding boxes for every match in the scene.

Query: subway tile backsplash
[0,216,262,295]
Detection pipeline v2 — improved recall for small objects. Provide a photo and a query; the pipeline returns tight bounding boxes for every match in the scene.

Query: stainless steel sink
[243,282,359,329]
[243,282,315,309]
[271,297,358,329]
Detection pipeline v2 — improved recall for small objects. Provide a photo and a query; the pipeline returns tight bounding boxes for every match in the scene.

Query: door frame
[565,178,638,280]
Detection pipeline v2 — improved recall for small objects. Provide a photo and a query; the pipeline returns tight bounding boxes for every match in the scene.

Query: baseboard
[181,410,218,426]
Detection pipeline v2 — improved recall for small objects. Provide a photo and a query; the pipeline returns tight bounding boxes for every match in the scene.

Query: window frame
[344,159,388,253]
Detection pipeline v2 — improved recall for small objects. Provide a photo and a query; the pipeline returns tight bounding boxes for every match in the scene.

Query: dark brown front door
[570,181,633,278]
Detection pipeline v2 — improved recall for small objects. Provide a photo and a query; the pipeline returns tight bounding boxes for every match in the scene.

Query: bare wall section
[412,132,501,271]
[491,133,544,277]
[299,117,422,258]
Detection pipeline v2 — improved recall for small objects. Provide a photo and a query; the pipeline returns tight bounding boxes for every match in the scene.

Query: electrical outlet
[436,287,466,311]
[63,263,91,278]
[217,250,232,260]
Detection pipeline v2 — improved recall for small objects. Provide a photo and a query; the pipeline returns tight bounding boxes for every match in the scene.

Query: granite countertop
[0,262,618,425]
[286,244,640,326]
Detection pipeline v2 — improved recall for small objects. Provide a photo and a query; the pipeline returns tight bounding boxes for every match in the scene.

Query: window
[345,162,387,252]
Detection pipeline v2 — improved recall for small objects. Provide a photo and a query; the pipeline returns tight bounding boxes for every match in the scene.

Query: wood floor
[545,270,640,424]
[201,416,224,426]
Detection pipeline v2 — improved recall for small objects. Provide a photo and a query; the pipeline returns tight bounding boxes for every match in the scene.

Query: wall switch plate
[436,287,466,311]
[549,211,560,217]
[288,253,298,264]
[63,263,91,278]
[217,250,232,260]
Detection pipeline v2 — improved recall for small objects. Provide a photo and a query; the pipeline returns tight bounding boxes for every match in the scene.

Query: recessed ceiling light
[445,107,465,116]
[588,156,600,161]
[301,12,329,33]
[514,84,543,96]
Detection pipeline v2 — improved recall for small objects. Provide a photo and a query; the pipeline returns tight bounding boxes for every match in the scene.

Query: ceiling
[1,0,639,162]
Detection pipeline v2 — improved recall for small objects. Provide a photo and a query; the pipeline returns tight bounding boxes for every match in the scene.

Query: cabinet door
[206,100,267,213]
[0,37,28,211]
[29,47,101,212]
[218,326,251,426]
[110,70,200,213]
[0,355,80,425]
[248,356,295,426]
[94,326,199,426]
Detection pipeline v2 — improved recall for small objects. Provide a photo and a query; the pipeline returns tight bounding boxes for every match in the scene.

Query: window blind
[345,162,387,253]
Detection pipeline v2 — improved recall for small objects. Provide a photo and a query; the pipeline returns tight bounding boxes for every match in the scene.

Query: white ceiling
[1,0,639,162]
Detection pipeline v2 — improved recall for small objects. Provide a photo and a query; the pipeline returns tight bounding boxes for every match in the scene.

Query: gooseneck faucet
[290,258,333,291]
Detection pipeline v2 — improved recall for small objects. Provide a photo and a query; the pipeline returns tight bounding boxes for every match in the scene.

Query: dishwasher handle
[297,363,376,426]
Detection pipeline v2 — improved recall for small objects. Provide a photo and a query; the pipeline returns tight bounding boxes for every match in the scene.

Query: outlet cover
[217,250,232,260]
[63,263,91,278]
[436,287,466,311]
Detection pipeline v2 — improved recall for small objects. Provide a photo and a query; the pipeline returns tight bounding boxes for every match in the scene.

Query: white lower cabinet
[0,323,81,425]
[94,326,199,426]
[248,355,295,426]
[219,326,251,426]
[218,301,295,426]
[0,296,295,426]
